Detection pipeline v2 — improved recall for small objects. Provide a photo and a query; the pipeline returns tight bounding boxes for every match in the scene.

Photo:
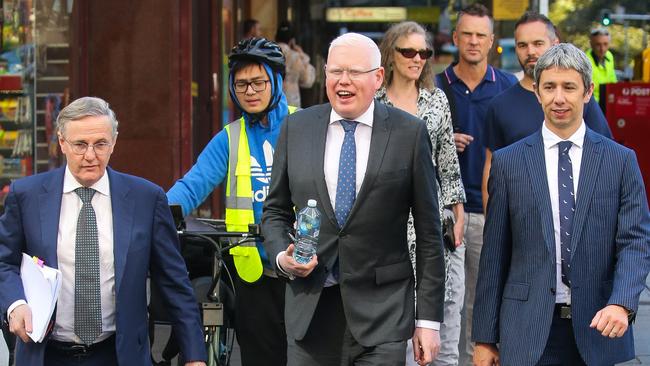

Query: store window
[0,0,71,212]
[0,0,35,210]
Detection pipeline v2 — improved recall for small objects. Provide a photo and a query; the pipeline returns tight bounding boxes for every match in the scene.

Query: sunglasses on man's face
[395,47,433,59]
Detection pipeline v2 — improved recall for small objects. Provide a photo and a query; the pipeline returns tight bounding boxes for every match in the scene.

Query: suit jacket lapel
[523,132,555,256]
[108,168,135,295]
[311,105,338,229]
[570,129,604,259]
[38,168,65,268]
[345,101,391,226]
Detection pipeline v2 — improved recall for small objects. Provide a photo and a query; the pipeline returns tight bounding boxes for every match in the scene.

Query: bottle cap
[307,199,317,207]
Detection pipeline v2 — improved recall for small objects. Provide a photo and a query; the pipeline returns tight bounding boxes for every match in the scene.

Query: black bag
[442,211,456,252]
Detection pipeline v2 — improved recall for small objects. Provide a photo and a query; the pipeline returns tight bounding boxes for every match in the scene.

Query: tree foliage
[549,0,649,69]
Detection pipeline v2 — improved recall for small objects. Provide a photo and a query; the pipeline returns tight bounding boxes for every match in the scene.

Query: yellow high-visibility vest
[587,49,617,102]
[225,106,297,283]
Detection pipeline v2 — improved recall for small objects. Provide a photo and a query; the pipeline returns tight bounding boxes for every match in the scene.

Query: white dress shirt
[323,101,374,209]
[52,167,116,342]
[317,102,375,290]
[542,122,585,304]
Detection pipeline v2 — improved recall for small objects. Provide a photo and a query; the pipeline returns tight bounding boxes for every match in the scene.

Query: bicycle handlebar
[178,231,259,256]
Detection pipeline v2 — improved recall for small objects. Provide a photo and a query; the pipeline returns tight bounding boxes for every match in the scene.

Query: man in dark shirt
[481,12,612,211]
[434,4,517,365]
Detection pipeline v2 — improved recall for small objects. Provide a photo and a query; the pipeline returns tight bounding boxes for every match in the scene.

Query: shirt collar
[591,50,612,65]
[63,165,111,197]
[329,100,374,127]
[542,121,586,150]
[443,63,496,85]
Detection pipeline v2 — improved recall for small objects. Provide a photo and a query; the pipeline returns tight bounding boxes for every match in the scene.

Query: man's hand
[473,342,500,366]
[185,362,206,366]
[590,304,629,338]
[454,133,474,153]
[8,304,33,343]
[412,327,440,365]
[278,244,318,278]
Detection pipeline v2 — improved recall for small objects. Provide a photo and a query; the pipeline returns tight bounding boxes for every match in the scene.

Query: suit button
[339,232,347,238]
[550,288,556,295]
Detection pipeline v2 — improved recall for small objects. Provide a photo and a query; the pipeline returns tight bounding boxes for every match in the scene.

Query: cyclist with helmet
[167,37,295,366]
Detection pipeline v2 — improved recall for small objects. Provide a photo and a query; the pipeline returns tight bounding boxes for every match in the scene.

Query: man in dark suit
[472,43,650,366]
[0,97,207,365]
[262,32,445,365]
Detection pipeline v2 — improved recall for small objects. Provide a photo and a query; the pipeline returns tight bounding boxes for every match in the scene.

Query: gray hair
[328,32,381,69]
[533,43,592,95]
[590,28,610,38]
[56,97,119,138]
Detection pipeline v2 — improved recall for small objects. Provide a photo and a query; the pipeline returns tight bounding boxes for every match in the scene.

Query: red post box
[602,82,650,206]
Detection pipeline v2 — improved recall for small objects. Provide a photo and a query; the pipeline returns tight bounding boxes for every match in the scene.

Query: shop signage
[326,7,407,23]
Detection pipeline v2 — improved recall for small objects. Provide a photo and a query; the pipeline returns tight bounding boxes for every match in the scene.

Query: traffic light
[600,9,611,26]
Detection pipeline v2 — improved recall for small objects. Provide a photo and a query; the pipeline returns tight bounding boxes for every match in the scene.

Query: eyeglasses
[64,139,113,155]
[325,67,379,80]
[395,47,433,59]
[234,79,270,93]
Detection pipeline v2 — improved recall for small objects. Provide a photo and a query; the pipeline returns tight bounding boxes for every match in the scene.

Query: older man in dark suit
[473,43,650,366]
[0,97,206,366]
[262,32,445,366]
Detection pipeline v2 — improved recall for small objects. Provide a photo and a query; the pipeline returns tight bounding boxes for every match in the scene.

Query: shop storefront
[0,0,273,218]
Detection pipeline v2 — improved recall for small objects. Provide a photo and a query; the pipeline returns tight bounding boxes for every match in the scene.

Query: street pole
[608,13,650,79]
[539,0,548,16]
[624,20,631,79]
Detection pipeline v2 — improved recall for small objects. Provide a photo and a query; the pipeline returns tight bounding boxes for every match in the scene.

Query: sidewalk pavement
[619,275,650,365]
[0,333,6,366]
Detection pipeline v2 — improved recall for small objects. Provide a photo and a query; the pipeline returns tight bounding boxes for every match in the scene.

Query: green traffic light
[600,9,612,26]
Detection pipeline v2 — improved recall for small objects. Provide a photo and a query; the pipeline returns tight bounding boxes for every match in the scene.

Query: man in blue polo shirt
[481,12,611,211]
[435,4,517,365]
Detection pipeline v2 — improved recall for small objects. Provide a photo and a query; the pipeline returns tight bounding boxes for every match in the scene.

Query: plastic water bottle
[293,199,321,264]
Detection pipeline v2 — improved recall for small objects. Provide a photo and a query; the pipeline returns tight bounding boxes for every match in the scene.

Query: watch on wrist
[627,310,636,323]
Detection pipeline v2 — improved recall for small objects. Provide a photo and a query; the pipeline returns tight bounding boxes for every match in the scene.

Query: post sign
[606,84,650,118]
[603,82,650,205]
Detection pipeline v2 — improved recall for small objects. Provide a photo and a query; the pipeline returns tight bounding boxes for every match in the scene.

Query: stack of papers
[20,253,62,342]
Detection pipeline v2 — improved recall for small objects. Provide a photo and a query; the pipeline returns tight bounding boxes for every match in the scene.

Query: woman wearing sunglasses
[376,21,466,366]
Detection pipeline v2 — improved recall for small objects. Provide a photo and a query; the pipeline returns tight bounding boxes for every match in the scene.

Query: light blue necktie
[335,120,358,227]
[558,141,574,287]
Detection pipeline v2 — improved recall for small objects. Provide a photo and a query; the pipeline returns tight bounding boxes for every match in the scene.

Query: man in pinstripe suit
[472,43,650,366]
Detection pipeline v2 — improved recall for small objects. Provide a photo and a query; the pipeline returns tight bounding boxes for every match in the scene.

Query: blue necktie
[558,141,574,287]
[335,120,358,228]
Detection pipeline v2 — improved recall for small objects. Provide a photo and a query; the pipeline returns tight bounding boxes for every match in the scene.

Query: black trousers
[287,285,407,366]
[234,273,287,366]
[536,306,587,366]
[1,324,15,364]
